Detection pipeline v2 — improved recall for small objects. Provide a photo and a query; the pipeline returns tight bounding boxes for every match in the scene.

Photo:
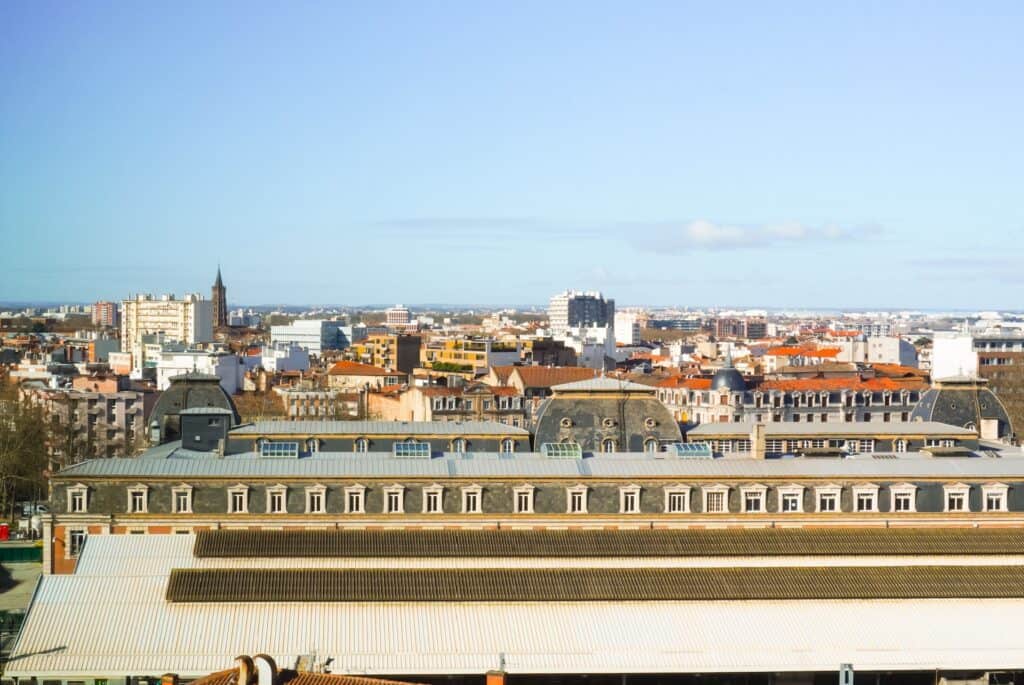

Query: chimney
[161,675,179,685]
[253,654,278,685]
[235,655,255,685]
[750,423,766,460]
[486,671,507,685]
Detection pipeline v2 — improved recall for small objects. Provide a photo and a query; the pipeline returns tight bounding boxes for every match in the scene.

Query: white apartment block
[120,294,212,374]
[155,349,244,394]
[270,319,348,355]
[614,312,641,346]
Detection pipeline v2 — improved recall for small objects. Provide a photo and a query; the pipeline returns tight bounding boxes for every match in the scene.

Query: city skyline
[3,2,1023,308]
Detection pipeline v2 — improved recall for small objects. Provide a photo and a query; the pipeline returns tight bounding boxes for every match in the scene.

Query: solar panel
[541,442,583,459]
[393,442,432,458]
[669,442,713,459]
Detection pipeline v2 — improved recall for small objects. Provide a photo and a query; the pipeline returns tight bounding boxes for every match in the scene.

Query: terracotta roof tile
[511,366,598,388]
[328,361,403,377]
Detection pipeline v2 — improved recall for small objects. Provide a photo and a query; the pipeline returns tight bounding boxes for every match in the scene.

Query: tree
[914,337,932,347]
[0,381,49,520]
[784,336,799,345]
[233,391,288,423]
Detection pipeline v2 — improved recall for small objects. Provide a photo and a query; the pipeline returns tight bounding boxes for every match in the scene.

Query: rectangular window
[705,491,726,513]
[515,490,533,513]
[229,491,246,513]
[347,490,365,514]
[70,491,86,513]
[463,490,481,513]
[621,491,639,514]
[781,493,801,512]
[893,492,913,512]
[268,491,285,514]
[947,492,966,511]
[743,492,763,513]
[856,492,876,512]
[986,493,1005,512]
[818,493,838,512]
[667,491,687,513]
[425,490,442,513]
[174,490,191,513]
[129,490,145,513]
[307,491,324,514]
[260,441,299,458]
[569,490,586,513]
[68,529,87,557]
[386,490,402,513]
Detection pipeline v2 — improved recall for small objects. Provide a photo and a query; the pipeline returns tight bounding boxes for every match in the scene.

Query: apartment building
[420,336,520,376]
[120,293,213,374]
[347,334,421,374]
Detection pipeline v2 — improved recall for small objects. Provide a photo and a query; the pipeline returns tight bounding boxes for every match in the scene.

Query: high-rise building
[211,266,227,329]
[270,319,349,356]
[120,293,213,374]
[91,301,119,328]
[548,290,615,336]
[614,312,641,346]
[386,305,411,327]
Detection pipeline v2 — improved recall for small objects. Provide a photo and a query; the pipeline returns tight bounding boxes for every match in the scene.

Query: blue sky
[2,1,1023,308]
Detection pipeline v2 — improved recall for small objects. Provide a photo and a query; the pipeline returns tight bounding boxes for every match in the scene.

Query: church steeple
[212,265,227,329]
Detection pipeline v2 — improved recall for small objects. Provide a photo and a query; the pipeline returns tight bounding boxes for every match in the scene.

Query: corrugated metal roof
[192,528,1024,559]
[165,566,1024,602]
[688,421,977,437]
[231,421,529,436]
[11,577,1024,677]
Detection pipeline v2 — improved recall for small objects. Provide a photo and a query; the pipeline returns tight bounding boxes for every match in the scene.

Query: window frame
[703,484,729,514]
[344,484,367,514]
[383,484,405,514]
[266,484,288,514]
[740,484,767,514]
[815,484,842,513]
[67,528,87,559]
[664,485,690,514]
[619,484,642,514]
[305,484,327,514]
[890,483,917,513]
[67,483,88,514]
[852,483,880,513]
[422,484,444,514]
[170,484,193,514]
[566,484,588,514]
[227,484,249,514]
[513,484,535,514]
[127,484,149,514]
[983,483,1009,512]
[462,484,483,514]
[943,482,970,513]
[777,484,804,513]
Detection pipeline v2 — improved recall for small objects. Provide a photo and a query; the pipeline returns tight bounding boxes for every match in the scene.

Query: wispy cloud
[635,220,879,253]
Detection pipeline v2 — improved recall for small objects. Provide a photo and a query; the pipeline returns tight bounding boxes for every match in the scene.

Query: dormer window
[451,438,467,453]
[127,484,148,514]
[172,484,193,514]
[500,438,516,454]
[306,438,321,454]
[513,485,535,513]
[354,437,369,453]
[266,484,288,514]
[462,485,483,513]
[567,484,588,513]
[227,484,249,514]
[383,484,405,514]
[305,484,326,514]
[68,484,88,513]
[619,485,641,514]
[344,485,366,514]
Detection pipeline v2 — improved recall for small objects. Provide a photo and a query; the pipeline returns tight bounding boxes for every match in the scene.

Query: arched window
[354,437,368,453]
[602,438,616,453]
[500,438,515,454]
[894,439,907,453]
[644,439,659,453]
[306,438,320,454]
[451,438,467,453]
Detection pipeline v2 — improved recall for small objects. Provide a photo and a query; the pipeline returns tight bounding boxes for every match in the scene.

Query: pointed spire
[214,264,223,288]
[724,346,734,368]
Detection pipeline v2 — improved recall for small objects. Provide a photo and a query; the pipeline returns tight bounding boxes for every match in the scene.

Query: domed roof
[711,350,746,392]
[149,373,240,444]
[909,376,1013,440]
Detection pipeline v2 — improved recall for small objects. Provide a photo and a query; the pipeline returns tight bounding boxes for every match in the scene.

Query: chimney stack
[750,423,766,460]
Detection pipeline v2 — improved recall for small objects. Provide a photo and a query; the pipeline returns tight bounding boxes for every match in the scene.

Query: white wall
[932,334,977,379]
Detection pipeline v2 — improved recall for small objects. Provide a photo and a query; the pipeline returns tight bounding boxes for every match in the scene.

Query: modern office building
[385,304,411,327]
[548,290,615,336]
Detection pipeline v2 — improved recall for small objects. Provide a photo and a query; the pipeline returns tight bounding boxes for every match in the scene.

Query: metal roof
[11,576,1024,676]
[231,420,529,436]
[55,449,1024,479]
[687,420,976,437]
[165,566,1024,603]
[551,377,655,393]
[192,528,1024,559]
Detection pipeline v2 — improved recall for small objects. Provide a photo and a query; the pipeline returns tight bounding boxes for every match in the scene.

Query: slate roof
[687,420,975,438]
[230,420,529,436]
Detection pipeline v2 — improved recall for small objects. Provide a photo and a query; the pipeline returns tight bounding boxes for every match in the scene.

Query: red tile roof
[511,366,599,388]
[656,376,712,390]
[759,377,928,392]
[328,361,402,377]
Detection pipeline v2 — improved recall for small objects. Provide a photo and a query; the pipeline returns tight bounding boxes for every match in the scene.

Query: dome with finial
[711,348,746,392]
